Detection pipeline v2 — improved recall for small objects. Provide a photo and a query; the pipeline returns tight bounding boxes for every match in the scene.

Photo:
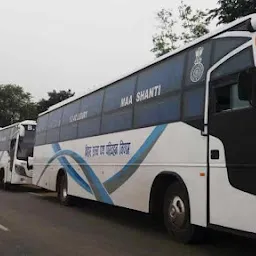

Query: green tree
[178,1,209,44]
[208,0,256,25]
[151,1,210,57]
[37,89,75,113]
[151,9,179,57]
[0,84,37,127]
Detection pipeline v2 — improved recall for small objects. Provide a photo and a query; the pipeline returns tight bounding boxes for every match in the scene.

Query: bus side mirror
[19,126,25,137]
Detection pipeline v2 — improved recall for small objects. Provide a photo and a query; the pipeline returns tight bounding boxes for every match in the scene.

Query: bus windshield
[17,125,36,161]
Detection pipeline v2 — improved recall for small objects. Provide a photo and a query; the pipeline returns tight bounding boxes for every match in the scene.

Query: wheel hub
[62,186,67,199]
[168,196,185,228]
[60,178,67,201]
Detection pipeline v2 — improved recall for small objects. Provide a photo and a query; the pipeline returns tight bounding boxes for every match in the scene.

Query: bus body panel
[33,122,208,227]
[10,159,32,184]
[209,131,256,233]
[210,165,256,233]
[0,151,11,183]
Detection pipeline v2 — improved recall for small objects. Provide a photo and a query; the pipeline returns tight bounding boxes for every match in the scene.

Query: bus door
[7,138,16,182]
[208,68,256,233]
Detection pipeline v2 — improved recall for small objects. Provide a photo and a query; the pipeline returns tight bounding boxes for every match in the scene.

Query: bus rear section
[0,120,37,188]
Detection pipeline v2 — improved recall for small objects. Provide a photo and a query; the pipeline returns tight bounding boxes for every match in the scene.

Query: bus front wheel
[163,182,204,244]
[57,174,72,206]
[0,169,10,190]
[0,169,4,189]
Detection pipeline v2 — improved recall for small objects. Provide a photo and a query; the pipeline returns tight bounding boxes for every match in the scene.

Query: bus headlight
[15,165,26,176]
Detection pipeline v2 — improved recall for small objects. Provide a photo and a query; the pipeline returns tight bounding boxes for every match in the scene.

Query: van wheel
[57,174,72,206]
[163,182,204,244]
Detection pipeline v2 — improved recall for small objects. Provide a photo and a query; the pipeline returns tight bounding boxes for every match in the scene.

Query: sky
[0,0,217,101]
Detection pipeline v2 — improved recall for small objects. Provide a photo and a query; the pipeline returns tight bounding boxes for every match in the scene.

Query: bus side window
[214,84,250,113]
[231,83,250,110]
[9,139,16,172]
[215,86,231,112]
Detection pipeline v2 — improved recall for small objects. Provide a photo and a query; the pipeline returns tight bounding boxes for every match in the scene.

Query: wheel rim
[62,186,67,199]
[168,196,186,228]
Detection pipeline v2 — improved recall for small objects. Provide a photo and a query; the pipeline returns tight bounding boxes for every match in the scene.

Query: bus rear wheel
[163,182,204,244]
[57,174,72,206]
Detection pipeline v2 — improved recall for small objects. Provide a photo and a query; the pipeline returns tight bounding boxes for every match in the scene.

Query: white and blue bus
[33,14,256,243]
[0,120,37,189]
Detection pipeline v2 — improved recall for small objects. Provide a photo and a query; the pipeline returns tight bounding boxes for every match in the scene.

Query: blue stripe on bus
[52,144,93,194]
[40,124,167,204]
[104,124,167,193]
[37,146,93,194]
[51,145,113,204]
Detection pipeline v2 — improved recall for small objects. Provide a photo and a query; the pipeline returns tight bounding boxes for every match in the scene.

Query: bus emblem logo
[190,47,204,83]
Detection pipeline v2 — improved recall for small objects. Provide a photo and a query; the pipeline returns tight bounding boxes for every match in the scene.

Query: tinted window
[36,114,48,133]
[80,90,104,119]
[0,133,4,151]
[212,47,254,79]
[61,100,80,125]
[46,128,60,144]
[0,128,11,151]
[184,87,205,118]
[46,108,62,144]
[134,95,180,128]
[230,21,252,32]
[136,53,185,104]
[59,100,80,142]
[231,84,250,110]
[78,117,101,138]
[47,108,62,130]
[213,37,250,64]
[215,84,250,113]
[185,42,212,86]
[35,132,47,146]
[35,115,48,146]
[101,109,133,134]
[60,123,78,142]
[4,129,11,149]
[103,76,136,112]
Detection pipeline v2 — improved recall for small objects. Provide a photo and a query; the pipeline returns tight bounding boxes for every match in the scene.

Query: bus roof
[19,120,37,126]
[40,14,256,117]
[0,120,37,132]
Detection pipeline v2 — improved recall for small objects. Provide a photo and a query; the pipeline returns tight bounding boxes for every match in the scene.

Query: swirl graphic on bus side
[37,124,167,204]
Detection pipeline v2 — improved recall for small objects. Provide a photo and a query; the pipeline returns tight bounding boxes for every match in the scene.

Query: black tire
[3,182,11,191]
[57,174,72,206]
[0,169,4,189]
[0,169,11,190]
[163,182,204,244]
